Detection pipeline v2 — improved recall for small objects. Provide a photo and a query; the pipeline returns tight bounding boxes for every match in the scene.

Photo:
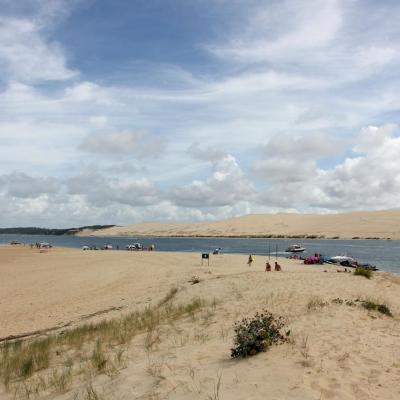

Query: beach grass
[354,267,373,279]
[0,288,206,392]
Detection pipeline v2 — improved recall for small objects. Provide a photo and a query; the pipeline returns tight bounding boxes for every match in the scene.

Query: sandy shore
[78,209,400,240]
[1,245,400,399]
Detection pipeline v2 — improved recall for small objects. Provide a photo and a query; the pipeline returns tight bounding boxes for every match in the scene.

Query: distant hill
[0,225,115,236]
[77,210,400,240]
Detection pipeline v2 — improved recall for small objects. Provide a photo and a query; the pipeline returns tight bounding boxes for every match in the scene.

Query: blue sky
[0,0,400,227]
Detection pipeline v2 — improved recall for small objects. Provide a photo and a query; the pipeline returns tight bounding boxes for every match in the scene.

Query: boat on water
[286,244,306,253]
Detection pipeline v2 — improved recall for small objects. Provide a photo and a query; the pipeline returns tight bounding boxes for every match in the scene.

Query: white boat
[328,255,356,264]
[126,243,142,250]
[286,244,306,253]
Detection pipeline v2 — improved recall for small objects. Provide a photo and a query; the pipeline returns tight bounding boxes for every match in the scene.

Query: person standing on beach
[248,254,254,267]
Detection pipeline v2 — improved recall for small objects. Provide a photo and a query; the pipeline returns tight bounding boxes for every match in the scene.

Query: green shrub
[354,267,372,279]
[362,301,392,317]
[188,275,201,285]
[231,311,289,358]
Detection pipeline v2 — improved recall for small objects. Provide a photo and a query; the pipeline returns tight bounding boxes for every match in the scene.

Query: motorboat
[286,244,306,253]
[126,243,142,250]
[328,255,356,264]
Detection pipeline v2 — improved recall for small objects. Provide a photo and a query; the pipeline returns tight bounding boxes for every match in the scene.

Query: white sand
[1,246,399,399]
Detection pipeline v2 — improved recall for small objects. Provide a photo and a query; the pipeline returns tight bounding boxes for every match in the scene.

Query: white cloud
[255,125,400,211]
[187,142,227,163]
[0,172,60,198]
[353,124,396,153]
[79,131,165,158]
[208,0,342,63]
[0,17,76,83]
[252,133,342,183]
[169,154,255,207]
[1,1,400,226]
[64,82,111,104]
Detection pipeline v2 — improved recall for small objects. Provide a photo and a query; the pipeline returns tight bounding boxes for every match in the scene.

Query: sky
[0,0,400,228]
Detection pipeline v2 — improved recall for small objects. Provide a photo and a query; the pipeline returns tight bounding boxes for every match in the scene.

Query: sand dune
[1,245,399,399]
[79,209,400,239]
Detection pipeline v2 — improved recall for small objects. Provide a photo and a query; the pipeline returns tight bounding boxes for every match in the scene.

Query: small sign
[201,253,210,266]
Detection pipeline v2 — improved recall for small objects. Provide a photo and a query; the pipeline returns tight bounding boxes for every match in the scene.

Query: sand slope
[1,246,400,399]
[79,210,400,239]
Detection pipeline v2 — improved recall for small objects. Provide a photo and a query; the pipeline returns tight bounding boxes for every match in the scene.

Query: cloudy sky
[1,0,400,227]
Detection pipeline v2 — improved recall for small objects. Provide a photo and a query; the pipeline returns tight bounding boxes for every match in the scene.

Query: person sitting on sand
[248,254,254,267]
[274,261,282,271]
[265,261,272,272]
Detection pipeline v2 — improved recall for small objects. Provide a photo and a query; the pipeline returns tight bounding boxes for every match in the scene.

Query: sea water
[1,235,399,274]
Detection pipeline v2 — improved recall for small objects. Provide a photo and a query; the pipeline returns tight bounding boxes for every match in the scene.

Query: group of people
[247,255,282,271]
[266,261,282,271]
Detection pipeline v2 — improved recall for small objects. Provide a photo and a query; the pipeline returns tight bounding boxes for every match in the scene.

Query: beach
[78,210,400,240]
[1,245,400,399]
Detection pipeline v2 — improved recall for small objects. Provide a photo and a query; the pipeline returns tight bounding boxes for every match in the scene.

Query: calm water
[1,234,399,274]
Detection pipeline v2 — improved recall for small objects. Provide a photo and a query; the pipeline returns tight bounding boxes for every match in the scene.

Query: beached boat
[126,243,142,250]
[286,244,306,253]
[328,255,356,264]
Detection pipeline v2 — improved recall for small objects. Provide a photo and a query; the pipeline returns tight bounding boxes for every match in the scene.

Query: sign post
[202,253,210,266]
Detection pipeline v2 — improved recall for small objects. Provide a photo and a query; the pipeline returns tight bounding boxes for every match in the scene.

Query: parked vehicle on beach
[82,246,90,250]
[103,244,113,250]
[286,244,306,253]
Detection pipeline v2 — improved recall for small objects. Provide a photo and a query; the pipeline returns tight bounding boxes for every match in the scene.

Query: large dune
[79,210,400,239]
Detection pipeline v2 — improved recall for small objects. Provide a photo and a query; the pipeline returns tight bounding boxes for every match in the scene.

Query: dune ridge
[79,210,400,239]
